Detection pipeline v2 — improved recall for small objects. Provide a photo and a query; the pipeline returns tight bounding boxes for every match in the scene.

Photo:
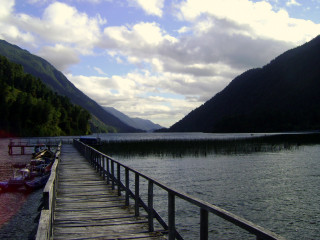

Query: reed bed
[97,132,320,157]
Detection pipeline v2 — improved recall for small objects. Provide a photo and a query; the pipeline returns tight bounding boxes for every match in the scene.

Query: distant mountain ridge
[169,35,320,133]
[0,40,139,133]
[104,107,163,132]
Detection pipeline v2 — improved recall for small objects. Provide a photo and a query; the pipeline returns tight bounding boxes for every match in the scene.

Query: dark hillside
[169,35,320,132]
[0,56,90,137]
[0,40,139,133]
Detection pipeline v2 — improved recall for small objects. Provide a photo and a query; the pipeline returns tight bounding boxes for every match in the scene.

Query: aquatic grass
[97,132,320,157]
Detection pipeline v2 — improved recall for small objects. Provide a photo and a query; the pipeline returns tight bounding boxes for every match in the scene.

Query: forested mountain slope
[169,35,320,133]
[0,40,138,133]
[0,56,90,137]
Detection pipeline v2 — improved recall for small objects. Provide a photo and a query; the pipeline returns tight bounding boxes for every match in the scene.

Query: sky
[0,0,320,127]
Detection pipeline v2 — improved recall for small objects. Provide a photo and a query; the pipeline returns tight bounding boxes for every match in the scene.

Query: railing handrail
[73,139,286,240]
[35,142,61,240]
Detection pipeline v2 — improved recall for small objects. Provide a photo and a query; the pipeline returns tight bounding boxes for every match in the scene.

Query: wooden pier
[37,143,165,240]
[36,140,286,240]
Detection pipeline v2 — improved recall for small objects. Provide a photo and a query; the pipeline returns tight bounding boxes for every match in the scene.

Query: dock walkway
[53,144,165,240]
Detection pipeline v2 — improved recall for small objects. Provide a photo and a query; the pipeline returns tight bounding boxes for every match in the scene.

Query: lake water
[96,132,320,240]
[0,133,319,239]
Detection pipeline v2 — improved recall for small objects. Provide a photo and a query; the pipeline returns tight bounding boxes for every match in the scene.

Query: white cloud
[0,0,35,44]
[37,44,80,71]
[94,67,107,75]
[0,0,14,19]
[66,68,229,127]
[102,22,178,50]
[130,0,164,17]
[177,26,190,34]
[286,0,301,7]
[1,2,106,52]
[40,2,103,48]
[177,0,319,44]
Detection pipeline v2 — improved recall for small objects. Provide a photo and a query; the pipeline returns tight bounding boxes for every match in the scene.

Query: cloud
[94,67,108,75]
[129,0,164,17]
[177,0,319,44]
[37,44,80,71]
[0,0,14,19]
[40,2,104,48]
[0,0,35,44]
[66,70,206,127]
[1,1,106,52]
[101,21,178,50]
[286,0,301,7]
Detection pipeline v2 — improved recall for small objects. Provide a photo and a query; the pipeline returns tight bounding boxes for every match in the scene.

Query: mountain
[104,107,163,132]
[169,35,320,133]
[0,55,90,137]
[0,40,138,133]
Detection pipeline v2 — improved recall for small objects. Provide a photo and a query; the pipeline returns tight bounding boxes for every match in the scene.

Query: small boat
[24,174,50,190]
[0,168,31,191]
[32,149,54,159]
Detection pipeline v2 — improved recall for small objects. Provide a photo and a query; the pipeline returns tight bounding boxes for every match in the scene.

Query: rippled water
[99,133,320,240]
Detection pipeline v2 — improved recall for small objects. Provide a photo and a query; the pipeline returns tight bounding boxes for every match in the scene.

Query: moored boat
[0,168,31,191]
[24,174,50,190]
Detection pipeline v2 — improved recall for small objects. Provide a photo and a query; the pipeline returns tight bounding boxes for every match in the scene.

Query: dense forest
[169,35,320,133]
[0,55,91,137]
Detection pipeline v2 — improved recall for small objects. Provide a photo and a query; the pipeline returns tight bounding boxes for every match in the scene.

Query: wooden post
[106,158,110,184]
[135,173,140,217]
[111,161,115,190]
[102,156,106,180]
[148,180,154,232]
[125,168,129,206]
[168,192,175,240]
[99,155,102,176]
[200,208,208,240]
[8,145,12,155]
[117,164,121,196]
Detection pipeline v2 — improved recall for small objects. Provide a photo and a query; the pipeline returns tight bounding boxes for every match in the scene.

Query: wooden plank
[53,231,166,240]
[36,210,50,240]
[52,144,165,240]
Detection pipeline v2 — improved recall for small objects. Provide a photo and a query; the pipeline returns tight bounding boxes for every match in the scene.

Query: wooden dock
[53,144,165,240]
[37,140,285,240]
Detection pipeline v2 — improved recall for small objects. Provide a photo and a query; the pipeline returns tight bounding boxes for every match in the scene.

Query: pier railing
[35,143,61,240]
[73,139,285,240]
